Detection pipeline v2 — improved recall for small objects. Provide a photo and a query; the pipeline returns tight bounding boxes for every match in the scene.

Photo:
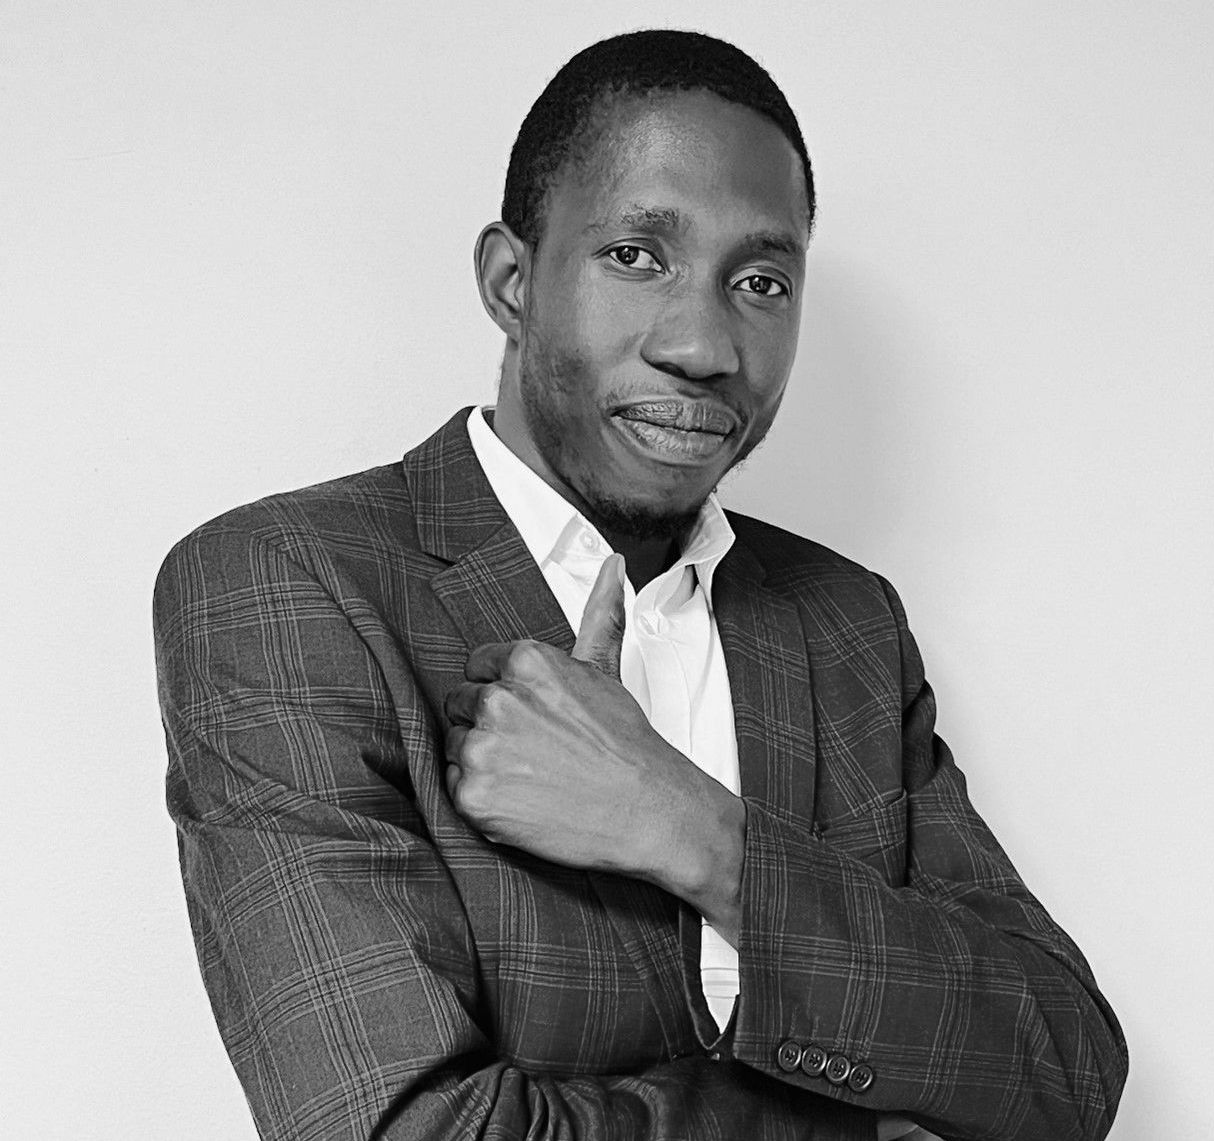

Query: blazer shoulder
[725,509,875,582]
[724,510,904,622]
[154,461,420,608]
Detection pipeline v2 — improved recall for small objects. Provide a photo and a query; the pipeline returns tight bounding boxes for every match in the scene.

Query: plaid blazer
[155,409,1126,1141]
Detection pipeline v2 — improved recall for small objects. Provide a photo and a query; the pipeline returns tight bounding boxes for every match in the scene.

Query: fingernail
[614,553,626,586]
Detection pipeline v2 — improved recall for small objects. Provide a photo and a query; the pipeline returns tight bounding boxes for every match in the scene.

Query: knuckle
[476,683,509,722]
[507,639,549,679]
[458,728,500,779]
[459,729,485,770]
[452,774,477,817]
[454,769,492,820]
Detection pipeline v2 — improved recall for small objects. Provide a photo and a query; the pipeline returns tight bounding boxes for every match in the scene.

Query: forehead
[545,89,810,246]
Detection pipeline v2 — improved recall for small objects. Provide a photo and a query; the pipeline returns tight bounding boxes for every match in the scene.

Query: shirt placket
[634,575,693,755]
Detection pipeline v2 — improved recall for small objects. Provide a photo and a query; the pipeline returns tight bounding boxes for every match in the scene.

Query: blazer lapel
[430,526,575,654]
[402,409,694,1052]
[713,535,818,827]
[404,407,573,651]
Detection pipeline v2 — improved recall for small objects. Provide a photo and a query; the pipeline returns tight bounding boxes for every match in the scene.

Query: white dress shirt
[466,407,741,1032]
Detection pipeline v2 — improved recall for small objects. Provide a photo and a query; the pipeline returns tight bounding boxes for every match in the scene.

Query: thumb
[572,552,626,677]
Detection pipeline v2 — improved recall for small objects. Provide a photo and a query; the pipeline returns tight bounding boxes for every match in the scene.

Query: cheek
[567,266,643,368]
[525,292,602,395]
[746,319,799,406]
[754,307,800,365]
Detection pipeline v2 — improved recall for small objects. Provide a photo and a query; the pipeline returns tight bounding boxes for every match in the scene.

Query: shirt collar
[466,405,734,597]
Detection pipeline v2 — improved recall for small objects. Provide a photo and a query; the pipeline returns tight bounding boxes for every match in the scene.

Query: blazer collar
[402,408,571,653]
[403,407,517,564]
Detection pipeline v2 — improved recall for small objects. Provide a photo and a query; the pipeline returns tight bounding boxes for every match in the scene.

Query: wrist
[647,769,746,939]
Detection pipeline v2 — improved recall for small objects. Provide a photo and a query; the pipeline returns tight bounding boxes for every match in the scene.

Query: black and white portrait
[3,5,1210,1138]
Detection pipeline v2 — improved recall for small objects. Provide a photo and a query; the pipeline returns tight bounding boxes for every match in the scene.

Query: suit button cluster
[775,1039,876,1095]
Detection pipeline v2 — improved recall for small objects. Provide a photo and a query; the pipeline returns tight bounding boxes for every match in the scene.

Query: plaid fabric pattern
[155,409,1126,1140]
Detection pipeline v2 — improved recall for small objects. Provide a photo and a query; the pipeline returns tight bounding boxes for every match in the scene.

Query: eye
[607,245,663,272]
[734,273,789,298]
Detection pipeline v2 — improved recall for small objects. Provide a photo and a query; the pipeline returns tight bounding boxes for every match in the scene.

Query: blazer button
[825,1054,852,1085]
[847,1062,875,1093]
[799,1044,828,1078]
[775,1039,803,1072]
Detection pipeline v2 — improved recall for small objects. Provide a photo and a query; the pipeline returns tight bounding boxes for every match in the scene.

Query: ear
[474,222,532,344]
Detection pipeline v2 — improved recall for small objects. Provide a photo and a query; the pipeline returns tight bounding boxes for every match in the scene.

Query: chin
[579,483,707,543]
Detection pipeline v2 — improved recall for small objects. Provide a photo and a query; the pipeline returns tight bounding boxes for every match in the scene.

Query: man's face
[502,89,809,539]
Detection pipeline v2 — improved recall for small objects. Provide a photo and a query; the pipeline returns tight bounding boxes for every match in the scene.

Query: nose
[639,288,741,383]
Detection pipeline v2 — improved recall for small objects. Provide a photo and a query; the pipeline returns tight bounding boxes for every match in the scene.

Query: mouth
[610,401,740,463]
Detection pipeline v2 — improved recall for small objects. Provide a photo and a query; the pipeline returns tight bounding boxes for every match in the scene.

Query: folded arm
[729,577,1128,1141]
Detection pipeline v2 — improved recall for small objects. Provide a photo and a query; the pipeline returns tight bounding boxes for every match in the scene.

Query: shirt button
[579,531,598,551]
[847,1062,875,1093]
[825,1054,852,1085]
[775,1039,803,1072]
[799,1044,828,1077]
[708,1050,722,1062]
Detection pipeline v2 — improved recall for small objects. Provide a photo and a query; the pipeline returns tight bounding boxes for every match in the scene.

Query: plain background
[2,3,1210,1137]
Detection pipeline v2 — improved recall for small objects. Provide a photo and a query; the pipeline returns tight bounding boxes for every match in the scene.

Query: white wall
[3,3,1209,1136]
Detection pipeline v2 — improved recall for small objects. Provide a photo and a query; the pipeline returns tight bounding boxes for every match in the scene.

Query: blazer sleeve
[729,576,1128,1141]
[154,514,874,1141]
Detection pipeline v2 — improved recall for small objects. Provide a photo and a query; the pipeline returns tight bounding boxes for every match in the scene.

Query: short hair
[502,29,815,247]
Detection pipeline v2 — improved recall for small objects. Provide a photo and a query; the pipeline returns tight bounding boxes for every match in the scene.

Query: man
[154,30,1127,1141]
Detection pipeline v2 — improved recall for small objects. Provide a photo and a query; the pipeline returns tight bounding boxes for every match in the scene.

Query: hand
[443,555,745,938]
[444,554,670,872]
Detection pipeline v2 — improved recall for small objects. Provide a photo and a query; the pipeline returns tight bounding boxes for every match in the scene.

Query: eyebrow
[584,204,686,235]
[743,230,806,259]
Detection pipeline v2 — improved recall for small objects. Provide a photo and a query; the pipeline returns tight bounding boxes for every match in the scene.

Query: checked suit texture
[154,408,1127,1140]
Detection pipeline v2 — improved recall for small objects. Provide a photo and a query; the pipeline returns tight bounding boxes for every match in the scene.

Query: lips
[610,400,741,463]
[614,401,738,437]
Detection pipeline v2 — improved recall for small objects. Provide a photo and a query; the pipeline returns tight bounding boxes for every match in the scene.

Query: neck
[606,531,680,591]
